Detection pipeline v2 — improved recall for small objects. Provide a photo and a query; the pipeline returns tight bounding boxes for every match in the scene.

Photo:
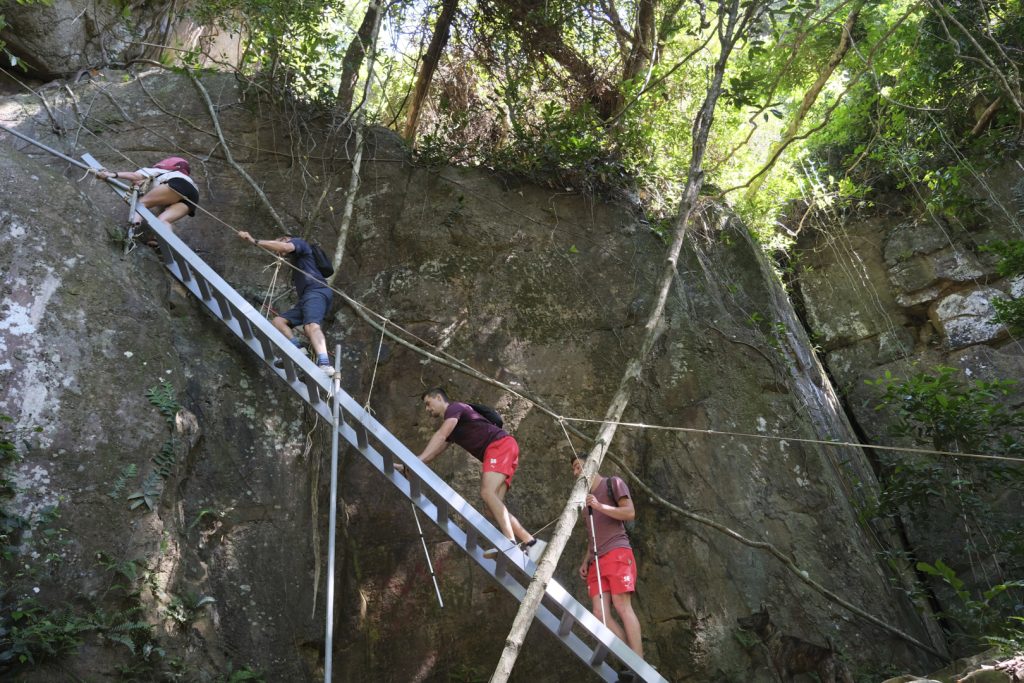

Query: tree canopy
[175,0,1022,241]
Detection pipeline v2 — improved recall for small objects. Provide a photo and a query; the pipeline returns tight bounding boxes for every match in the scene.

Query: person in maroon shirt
[412,388,539,560]
[573,454,643,657]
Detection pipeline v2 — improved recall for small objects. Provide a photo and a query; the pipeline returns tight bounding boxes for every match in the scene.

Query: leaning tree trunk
[336,0,383,116]
[403,0,459,142]
[488,1,759,680]
[743,0,864,202]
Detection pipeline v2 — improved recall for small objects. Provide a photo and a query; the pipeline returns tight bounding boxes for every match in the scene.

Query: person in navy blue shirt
[237,231,335,376]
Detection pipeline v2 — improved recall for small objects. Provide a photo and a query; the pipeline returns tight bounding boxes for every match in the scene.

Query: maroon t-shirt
[444,402,509,461]
[582,476,632,558]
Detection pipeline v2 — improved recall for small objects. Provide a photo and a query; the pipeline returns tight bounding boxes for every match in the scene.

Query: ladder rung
[281,357,297,383]
[557,610,574,637]
[256,332,275,362]
[589,644,609,667]
[435,500,449,528]
[354,422,368,449]
[194,273,212,301]
[466,527,478,552]
[174,252,193,282]
[212,291,233,321]
[302,372,321,405]
[235,311,253,340]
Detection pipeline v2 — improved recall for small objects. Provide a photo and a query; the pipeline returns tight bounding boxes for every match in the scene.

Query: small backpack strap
[605,476,618,507]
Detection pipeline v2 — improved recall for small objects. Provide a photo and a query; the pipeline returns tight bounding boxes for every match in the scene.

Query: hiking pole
[323,345,342,683]
[588,506,608,627]
[412,503,444,608]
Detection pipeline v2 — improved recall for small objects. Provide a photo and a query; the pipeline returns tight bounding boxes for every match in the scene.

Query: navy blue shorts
[280,289,332,327]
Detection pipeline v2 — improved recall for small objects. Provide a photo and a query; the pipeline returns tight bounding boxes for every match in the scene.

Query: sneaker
[319,363,335,377]
[483,543,523,562]
[521,538,547,564]
[616,670,636,683]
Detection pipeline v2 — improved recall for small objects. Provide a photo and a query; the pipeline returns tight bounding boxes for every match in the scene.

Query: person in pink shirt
[573,454,643,657]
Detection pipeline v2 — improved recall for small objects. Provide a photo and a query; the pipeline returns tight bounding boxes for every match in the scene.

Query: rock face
[795,173,1024,637]
[1,72,941,681]
[0,0,239,78]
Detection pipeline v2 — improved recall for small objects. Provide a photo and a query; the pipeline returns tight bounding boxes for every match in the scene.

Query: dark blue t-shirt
[289,238,329,297]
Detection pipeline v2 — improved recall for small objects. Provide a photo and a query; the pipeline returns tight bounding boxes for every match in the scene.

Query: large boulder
[0,71,941,681]
[0,0,238,78]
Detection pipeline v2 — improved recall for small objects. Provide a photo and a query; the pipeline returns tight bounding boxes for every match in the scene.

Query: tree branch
[188,69,289,234]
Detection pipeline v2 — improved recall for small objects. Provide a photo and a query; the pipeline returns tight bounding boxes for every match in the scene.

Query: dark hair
[569,452,589,463]
[421,387,449,402]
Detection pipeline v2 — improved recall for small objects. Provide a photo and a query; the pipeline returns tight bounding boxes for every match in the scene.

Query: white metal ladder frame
[82,153,667,683]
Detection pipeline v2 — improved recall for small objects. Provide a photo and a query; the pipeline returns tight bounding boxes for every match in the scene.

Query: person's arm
[96,169,148,184]
[585,492,635,522]
[418,417,457,464]
[236,231,296,255]
[579,547,593,579]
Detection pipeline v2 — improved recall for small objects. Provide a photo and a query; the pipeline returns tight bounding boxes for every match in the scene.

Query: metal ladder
[82,153,668,683]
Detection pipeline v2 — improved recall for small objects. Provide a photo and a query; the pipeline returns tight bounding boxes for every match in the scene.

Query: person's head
[570,452,588,478]
[154,156,191,175]
[421,387,450,418]
[276,234,294,243]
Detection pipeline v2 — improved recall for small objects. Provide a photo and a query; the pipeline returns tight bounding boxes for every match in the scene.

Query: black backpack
[310,242,334,278]
[468,403,503,429]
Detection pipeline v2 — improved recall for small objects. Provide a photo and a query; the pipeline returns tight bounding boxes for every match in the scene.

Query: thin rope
[260,260,283,320]
[362,319,388,413]
[558,415,1024,464]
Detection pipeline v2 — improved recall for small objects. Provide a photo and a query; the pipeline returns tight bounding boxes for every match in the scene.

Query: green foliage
[128,470,165,512]
[146,380,180,427]
[86,605,156,657]
[868,366,1023,455]
[986,616,1024,655]
[164,592,216,629]
[128,381,183,511]
[0,597,90,667]
[917,560,1024,649]
[107,463,138,499]
[806,0,1024,227]
[214,662,265,683]
[188,0,353,104]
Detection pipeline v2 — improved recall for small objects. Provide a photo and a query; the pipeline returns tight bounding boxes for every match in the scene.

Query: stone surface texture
[1,72,945,681]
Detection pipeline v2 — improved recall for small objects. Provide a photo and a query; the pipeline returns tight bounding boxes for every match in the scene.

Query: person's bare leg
[304,322,328,357]
[134,185,183,224]
[611,592,643,656]
[590,592,626,640]
[156,203,189,230]
[272,316,294,340]
[480,471,535,545]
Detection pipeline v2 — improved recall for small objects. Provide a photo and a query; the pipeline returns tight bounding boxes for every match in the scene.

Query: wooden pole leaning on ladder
[324,345,342,683]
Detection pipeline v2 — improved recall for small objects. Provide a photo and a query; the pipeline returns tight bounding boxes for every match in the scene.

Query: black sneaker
[616,670,636,683]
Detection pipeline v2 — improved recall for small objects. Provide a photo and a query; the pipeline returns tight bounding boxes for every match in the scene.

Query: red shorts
[587,547,637,597]
[482,436,519,489]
